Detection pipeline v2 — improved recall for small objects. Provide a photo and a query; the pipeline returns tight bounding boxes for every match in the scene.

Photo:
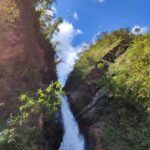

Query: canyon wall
[0,0,56,119]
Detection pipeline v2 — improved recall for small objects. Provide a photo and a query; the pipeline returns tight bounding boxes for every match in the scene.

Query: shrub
[0,0,20,25]
[109,33,150,101]
[0,82,63,149]
[97,62,105,69]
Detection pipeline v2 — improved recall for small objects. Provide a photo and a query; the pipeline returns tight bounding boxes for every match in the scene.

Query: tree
[0,82,64,150]
[35,0,62,39]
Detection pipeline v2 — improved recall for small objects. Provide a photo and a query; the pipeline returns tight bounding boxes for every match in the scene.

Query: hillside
[0,0,61,149]
[65,29,150,150]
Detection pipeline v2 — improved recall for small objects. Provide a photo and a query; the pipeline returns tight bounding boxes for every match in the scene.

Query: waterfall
[52,20,86,150]
[59,96,85,150]
[57,72,85,150]
[57,64,85,150]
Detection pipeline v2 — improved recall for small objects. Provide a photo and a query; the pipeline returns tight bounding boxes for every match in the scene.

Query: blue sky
[51,0,149,83]
[54,0,150,46]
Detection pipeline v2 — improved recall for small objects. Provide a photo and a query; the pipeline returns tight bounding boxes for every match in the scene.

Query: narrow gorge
[55,27,85,150]
[0,0,149,150]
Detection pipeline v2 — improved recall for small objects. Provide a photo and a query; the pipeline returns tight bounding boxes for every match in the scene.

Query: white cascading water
[57,56,85,150]
[59,96,85,150]
[52,21,87,150]
[57,73,85,150]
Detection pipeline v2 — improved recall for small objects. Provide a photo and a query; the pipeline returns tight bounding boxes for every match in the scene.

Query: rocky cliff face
[65,29,150,150]
[65,34,132,149]
[0,0,56,119]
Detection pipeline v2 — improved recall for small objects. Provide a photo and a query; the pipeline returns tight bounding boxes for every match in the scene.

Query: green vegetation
[98,98,150,150]
[98,32,150,150]
[0,0,20,25]
[35,0,62,39]
[0,0,61,38]
[108,33,150,100]
[75,29,131,78]
[71,29,150,150]
[0,82,63,150]
[0,0,61,149]
[97,62,105,69]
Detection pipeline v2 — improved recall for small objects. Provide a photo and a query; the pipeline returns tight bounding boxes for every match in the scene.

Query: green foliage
[72,29,150,150]
[97,28,131,43]
[0,129,17,150]
[95,32,150,150]
[0,82,63,150]
[75,28,131,78]
[35,0,62,39]
[19,81,63,122]
[97,62,105,69]
[98,98,150,150]
[0,0,20,25]
[108,32,150,101]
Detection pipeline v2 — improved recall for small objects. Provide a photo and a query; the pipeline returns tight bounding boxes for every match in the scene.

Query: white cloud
[131,25,149,35]
[76,29,83,34]
[98,0,105,3]
[52,21,87,86]
[73,12,79,21]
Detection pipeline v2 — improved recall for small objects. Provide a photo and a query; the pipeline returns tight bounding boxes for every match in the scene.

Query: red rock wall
[0,0,56,118]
